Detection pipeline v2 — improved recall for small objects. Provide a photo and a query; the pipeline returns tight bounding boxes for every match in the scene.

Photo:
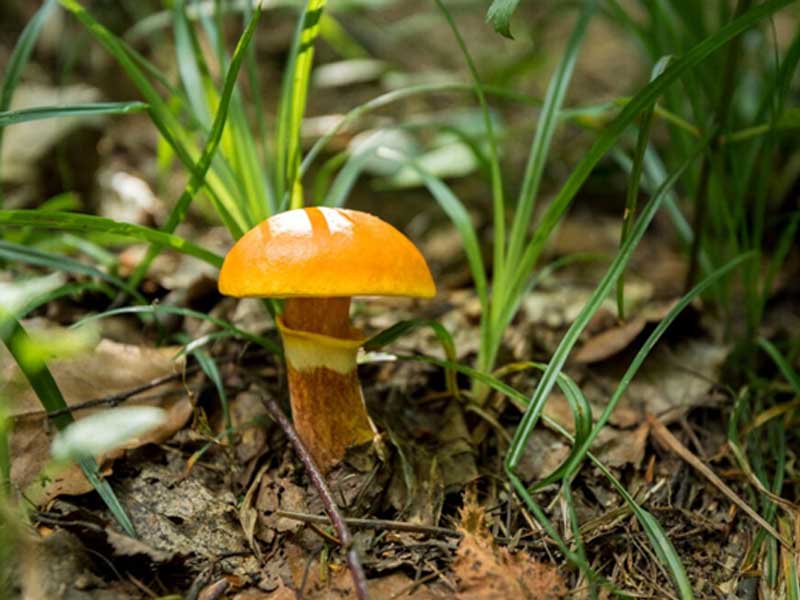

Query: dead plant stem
[261,395,370,600]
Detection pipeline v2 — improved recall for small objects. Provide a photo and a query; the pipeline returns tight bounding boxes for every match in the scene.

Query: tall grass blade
[58,0,245,234]
[562,252,753,482]
[0,0,58,205]
[0,314,135,536]
[173,0,211,126]
[0,102,147,127]
[276,0,327,210]
[127,6,262,289]
[506,139,706,475]
[504,0,596,275]
[196,7,273,221]
[435,0,506,290]
[0,210,223,267]
[509,0,793,298]
[617,56,672,319]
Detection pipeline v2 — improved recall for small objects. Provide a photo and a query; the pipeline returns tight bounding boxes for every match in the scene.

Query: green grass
[385,0,797,594]
[0,0,58,205]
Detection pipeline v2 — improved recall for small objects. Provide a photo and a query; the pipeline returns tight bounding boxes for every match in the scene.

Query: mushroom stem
[279,297,375,472]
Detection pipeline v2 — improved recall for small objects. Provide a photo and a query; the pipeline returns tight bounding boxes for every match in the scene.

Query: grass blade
[0,403,9,498]
[0,101,147,127]
[506,139,706,474]
[0,240,144,303]
[562,252,754,482]
[0,314,135,536]
[401,351,693,597]
[504,0,596,276]
[0,210,223,267]
[189,345,232,446]
[173,0,211,126]
[510,0,794,296]
[276,0,327,209]
[617,56,672,319]
[759,338,800,395]
[72,305,280,355]
[435,0,506,290]
[59,0,247,235]
[0,0,58,205]
[377,147,488,309]
[365,318,459,398]
[127,5,263,289]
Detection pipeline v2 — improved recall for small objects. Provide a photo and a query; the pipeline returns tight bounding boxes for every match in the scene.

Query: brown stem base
[279,298,374,472]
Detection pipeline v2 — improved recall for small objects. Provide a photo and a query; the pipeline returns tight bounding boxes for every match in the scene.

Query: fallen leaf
[453,499,566,599]
[574,299,679,364]
[104,528,175,563]
[574,316,647,364]
[2,333,191,503]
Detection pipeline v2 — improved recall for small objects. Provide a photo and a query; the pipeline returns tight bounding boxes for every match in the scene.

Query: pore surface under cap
[218,207,436,298]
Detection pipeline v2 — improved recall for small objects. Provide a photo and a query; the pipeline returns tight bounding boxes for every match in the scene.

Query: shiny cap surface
[218,207,436,298]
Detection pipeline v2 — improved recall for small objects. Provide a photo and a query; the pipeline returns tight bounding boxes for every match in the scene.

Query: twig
[44,366,202,418]
[276,510,463,539]
[648,415,791,550]
[261,395,370,600]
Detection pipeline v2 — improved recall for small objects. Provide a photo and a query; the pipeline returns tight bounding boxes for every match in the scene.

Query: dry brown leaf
[2,336,191,503]
[104,528,175,563]
[574,317,647,364]
[610,339,729,420]
[255,474,308,542]
[594,421,650,469]
[574,300,678,364]
[453,500,566,599]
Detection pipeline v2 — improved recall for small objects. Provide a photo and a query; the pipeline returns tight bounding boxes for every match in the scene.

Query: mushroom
[218,207,435,471]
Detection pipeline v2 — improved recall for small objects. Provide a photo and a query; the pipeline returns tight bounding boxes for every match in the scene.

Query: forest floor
[2,1,799,598]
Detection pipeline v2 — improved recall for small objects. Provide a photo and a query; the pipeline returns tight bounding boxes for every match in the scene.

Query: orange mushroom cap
[218,207,436,299]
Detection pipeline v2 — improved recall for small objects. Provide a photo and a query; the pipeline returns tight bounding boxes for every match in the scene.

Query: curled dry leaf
[454,499,566,600]
[2,335,192,503]
[574,299,678,364]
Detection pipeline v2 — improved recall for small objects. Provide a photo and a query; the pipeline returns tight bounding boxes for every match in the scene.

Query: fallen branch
[261,394,370,600]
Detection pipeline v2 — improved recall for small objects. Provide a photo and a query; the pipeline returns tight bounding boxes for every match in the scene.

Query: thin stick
[42,348,272,418]
[276,510,462,539]
[261,395,370,600]
[649,415,791,550]
[43,366,201,418]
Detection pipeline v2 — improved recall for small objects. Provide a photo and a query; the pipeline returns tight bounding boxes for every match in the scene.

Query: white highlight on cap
[268,208,312,237]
